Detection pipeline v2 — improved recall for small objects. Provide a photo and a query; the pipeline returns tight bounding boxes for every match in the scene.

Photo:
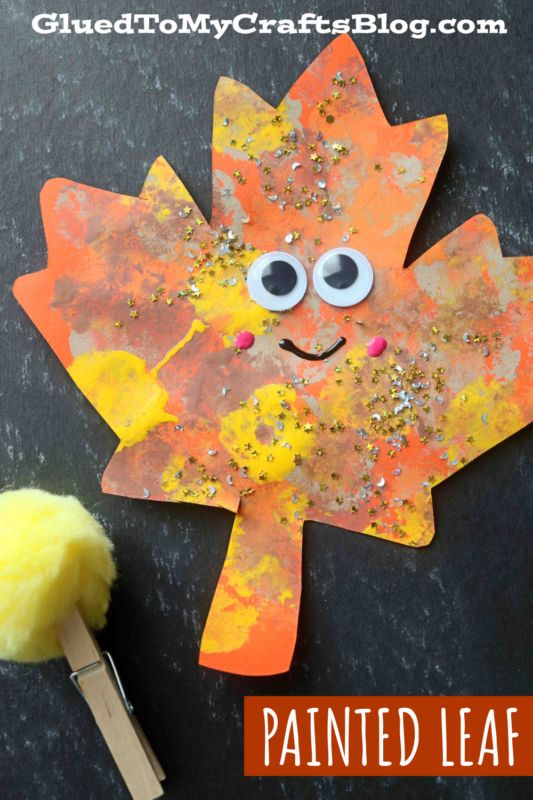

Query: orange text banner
[244,696,533,776]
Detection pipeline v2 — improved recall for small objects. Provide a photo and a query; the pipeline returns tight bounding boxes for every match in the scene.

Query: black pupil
[261,260,297,296]
[322,253,358,289]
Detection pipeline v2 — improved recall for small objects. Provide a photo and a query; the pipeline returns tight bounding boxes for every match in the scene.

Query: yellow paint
[363,489,435,548]
[201,585,258,654]
[161,454,187,497]
[444,377,523,451]
[202,510,298,654]
[219,384,316,481]
[141,155,196,205]
[190,250,267,345]
[318,343,367,421]
[428,113,448,135]
[217,515,295,602]
[213,78,293,155]
[152,318,207,375]
[69,350,176,449]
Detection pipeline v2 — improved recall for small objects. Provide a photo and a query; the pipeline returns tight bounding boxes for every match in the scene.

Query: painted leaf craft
[14,36,532,676]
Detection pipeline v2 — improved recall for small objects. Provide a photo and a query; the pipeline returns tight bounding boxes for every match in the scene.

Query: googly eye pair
[247,248,373,311]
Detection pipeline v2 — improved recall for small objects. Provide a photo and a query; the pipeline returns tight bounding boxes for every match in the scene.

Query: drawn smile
[278,336,347,361]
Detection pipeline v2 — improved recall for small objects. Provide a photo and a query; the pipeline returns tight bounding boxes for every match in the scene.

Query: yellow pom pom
[0,489,116,662]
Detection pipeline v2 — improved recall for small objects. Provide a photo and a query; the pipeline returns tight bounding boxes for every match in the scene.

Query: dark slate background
[1,1,531,798]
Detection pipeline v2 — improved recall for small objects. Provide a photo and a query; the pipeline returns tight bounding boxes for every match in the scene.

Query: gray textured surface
[1,1,532,798]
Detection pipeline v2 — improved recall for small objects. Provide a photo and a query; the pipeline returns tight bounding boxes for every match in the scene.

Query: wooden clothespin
[0,489,166,800]
[58,606,165,800]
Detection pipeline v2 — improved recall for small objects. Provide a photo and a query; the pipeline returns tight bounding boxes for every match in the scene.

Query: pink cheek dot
[367,336,388,357]
[235,330,255,350]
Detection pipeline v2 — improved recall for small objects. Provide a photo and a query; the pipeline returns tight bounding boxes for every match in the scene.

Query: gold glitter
[126,298,135,307]
[114,320,123,328]
[129,310,139,319]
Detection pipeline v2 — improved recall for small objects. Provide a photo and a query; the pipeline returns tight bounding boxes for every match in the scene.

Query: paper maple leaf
[14,36,532,675]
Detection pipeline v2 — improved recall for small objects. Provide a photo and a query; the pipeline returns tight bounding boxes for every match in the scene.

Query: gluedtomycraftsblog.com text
[31,13,507,40]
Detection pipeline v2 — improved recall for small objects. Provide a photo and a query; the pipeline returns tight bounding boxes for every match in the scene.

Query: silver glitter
[143,488,150,498]
[376,477,386,488]
[285,233,294,244]
[174,424,184,431]
[207,449,217,456]
[291,162,302,170]
[221,386,231,396]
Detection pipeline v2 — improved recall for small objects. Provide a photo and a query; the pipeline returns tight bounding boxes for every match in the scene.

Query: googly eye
[247,251,307,311]
[313,248,374,307]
